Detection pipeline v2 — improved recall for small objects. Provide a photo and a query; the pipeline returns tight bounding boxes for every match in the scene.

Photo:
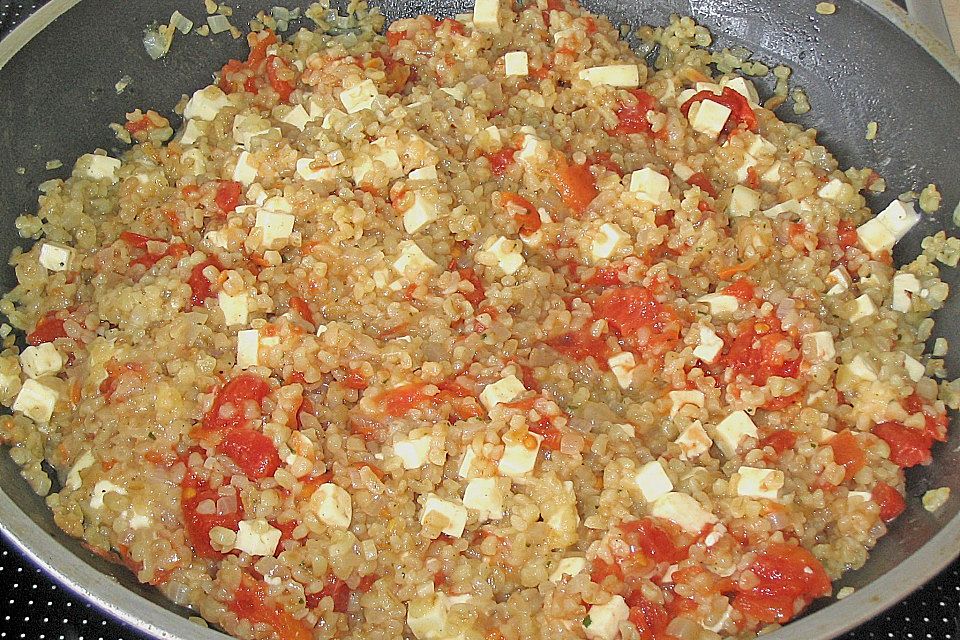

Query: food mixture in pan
[0,1,955,638]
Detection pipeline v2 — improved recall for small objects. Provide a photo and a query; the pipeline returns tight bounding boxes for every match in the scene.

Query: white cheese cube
[254,209,295,249]
[263,195,292,213]
[762,199,802,218]
[180,119,205,145]
[826,267,851,295]
[232,151,258,186]
[723,76,760,104]
[487,236,524,274]
[673,162,695,182]
[403,192,440,234]
[393,240,438,277]
[407,593,452,640]
[818,178,847,201]
[578,65,640,88]
[479,375,525,411]
[472,0,500,32]
[636,461,673,503]
[698,293,739,315]
[848,491,873,503]
[584,596,630,640]
[591,223,630,261]
[550,556,587,582]
[516,133,546,164]
[218,292,249,326]
[440,83,467,101]
[677,88,698,105]
[877,199,920,241]
[903,353,925,382]
[728,184,761,217]
[38,242,75,272]
[856,217,896,255]
[19,343,64,379]
[483,125,502,145]
[458,447,478,478]
[409,165,438,181]
[234,519,282,556]
[89,480,126,510]
[607,352,636,389]
[804,330,836,363]
[65,451,95,491]
[183,86,232,121]
[745,134,777,157]
[735,466,785,500]
[675,420,712,460]
[339,79,379,114]
[891,273,921,313]
[296,157,337,182]
[79,154,121,183]
[847,354,878,381]
[503,51,528,77]
[232,114,272,149]
[247,182,267,205]
[650,492,718,533]
[181,148,206,176]
[12,378,57,423]
[420,494,468,537]
[761,160,781,184]
[498,431,542,476]
[311,483,352,529]
[236,329,259,369]
[669,389,705,417]
[394,435,432,469]
[849,294,876,322]
[321,108,348,130]
[281,104,311,131]
[692,325,723,363]
[695,82,723,95]
[629,168,671,204]
[689,99,732,139]
[462,477,504,521]
[714,410,758,458]
[735,153,759,183]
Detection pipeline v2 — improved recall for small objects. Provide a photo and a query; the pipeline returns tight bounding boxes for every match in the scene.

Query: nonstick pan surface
[1,1,959,639]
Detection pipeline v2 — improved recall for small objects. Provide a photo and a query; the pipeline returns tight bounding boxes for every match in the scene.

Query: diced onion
[207,14,232,34]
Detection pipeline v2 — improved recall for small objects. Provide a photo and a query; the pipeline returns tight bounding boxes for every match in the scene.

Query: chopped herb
[583,616,592,627]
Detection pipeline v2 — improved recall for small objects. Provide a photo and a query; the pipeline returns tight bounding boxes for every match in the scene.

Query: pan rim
[0,1,958,639]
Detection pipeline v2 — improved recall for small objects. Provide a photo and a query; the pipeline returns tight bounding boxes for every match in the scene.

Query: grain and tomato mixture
[0,1,954,639]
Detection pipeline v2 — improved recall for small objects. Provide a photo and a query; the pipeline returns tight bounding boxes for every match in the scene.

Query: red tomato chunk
[203,373,271,432]
[873,421,934,468]
[216,428,281,479]
[733,542,831,623]
[181,471,244,559]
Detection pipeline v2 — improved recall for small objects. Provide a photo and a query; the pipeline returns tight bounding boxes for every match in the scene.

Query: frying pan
[0,1,959,638]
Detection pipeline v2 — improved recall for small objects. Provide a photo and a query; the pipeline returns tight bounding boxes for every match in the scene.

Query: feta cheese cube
[877,199,920,241]
[486,236,524,275]
[394,435,433,469]
[89,480,126,509]
[296,157,337,182]
[232,151,258,186]
[692,325,723,363]
[727,184,761,217]
[826,267,851,295]
[181,148,206,176]
[713,410,758,458]
[584,595,630,640]
[236,329,259,369]
[675,420,713,460]
[473,0,500,32]
[12,378,57,423]
[735,153,759,183]
[903,353,925,382]
[849,294,876,322]
[745,134,777,157]
[503,51,528,76]
[689,99,732,139]
[578,65,640,88]
[321,108,349,130]
[847,354,878,381]
[218,292,249,326]
[591,223,630,261]
[673,162,695,182]
[636,461,673,503]
[650,492,718,534]
[818,178,847,201]
[458,447,478,478]
[761,160,781,184]
[723,76,760,104]
[310,483,352,529]
[516,133,546,164]
[65,451,95,491]
[393,240,438,277]
[803,330,836,363]
[762,199,802,218]
[891,273,921,313]
[339,79,379,114]
[183,86,232,121]
[677,88,698,105]
[281,104,311,131]
[462,477,504,521]
[409,165,438,181]
[698,293,739,315]
[483,125,502,145]
[38,242,75,272]
[254,209,295,249]
[232,113,273,149]
[607,352,636,389]
[403,191,440,234]
[629,167,671,204]
[735,466,785,500]
[550,556,587,582]
[479,375,525,411]
[234,519,282,556]
[669,389,705,417]
[856,217,896,254]
[848,491,873,503]
[19,343,64,379]
[420,494,468,537]
[180,119,205,145]
[498,431,542,476]
[78,154,121,183]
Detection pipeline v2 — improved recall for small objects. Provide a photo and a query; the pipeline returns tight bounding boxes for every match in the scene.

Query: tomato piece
[203,373,271,432]
[379,382,429,416]
[723,279,755,302]
[584,265,628,287]
[588,151,623,176]
[187,258,221,308]
[215,180,243,214]
[124,117,153,134]
[27,312,68,345]
[266,56,295,102]
[527,416,563,451]
[620,518,685,564]
[216,428,281,479]
[686,171,717,197]
[872,481,906,523]
[902,392,949,442]
[680,86,759,134]
[546,328,612,364]
[609,89,659,137]
[760,430,797,454]
[544,154,597,216]
[830,430,866,482]
[181,471,244,559]
[306,572,377,612]
[625,593,670,640]
[873,421,933,468]
[499,192,541,236]
[457,267,486,308]
[343,369,368,390]
[723,317,800,386]
[487,148,517,177]
[733,542,831,623]
[289,296,315,325]
[230,576,312,640]
[119,231,159,249]
[385,29,406,46]
[590,558,624,585]
[593,286,681,346]
[836,219,859,252]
